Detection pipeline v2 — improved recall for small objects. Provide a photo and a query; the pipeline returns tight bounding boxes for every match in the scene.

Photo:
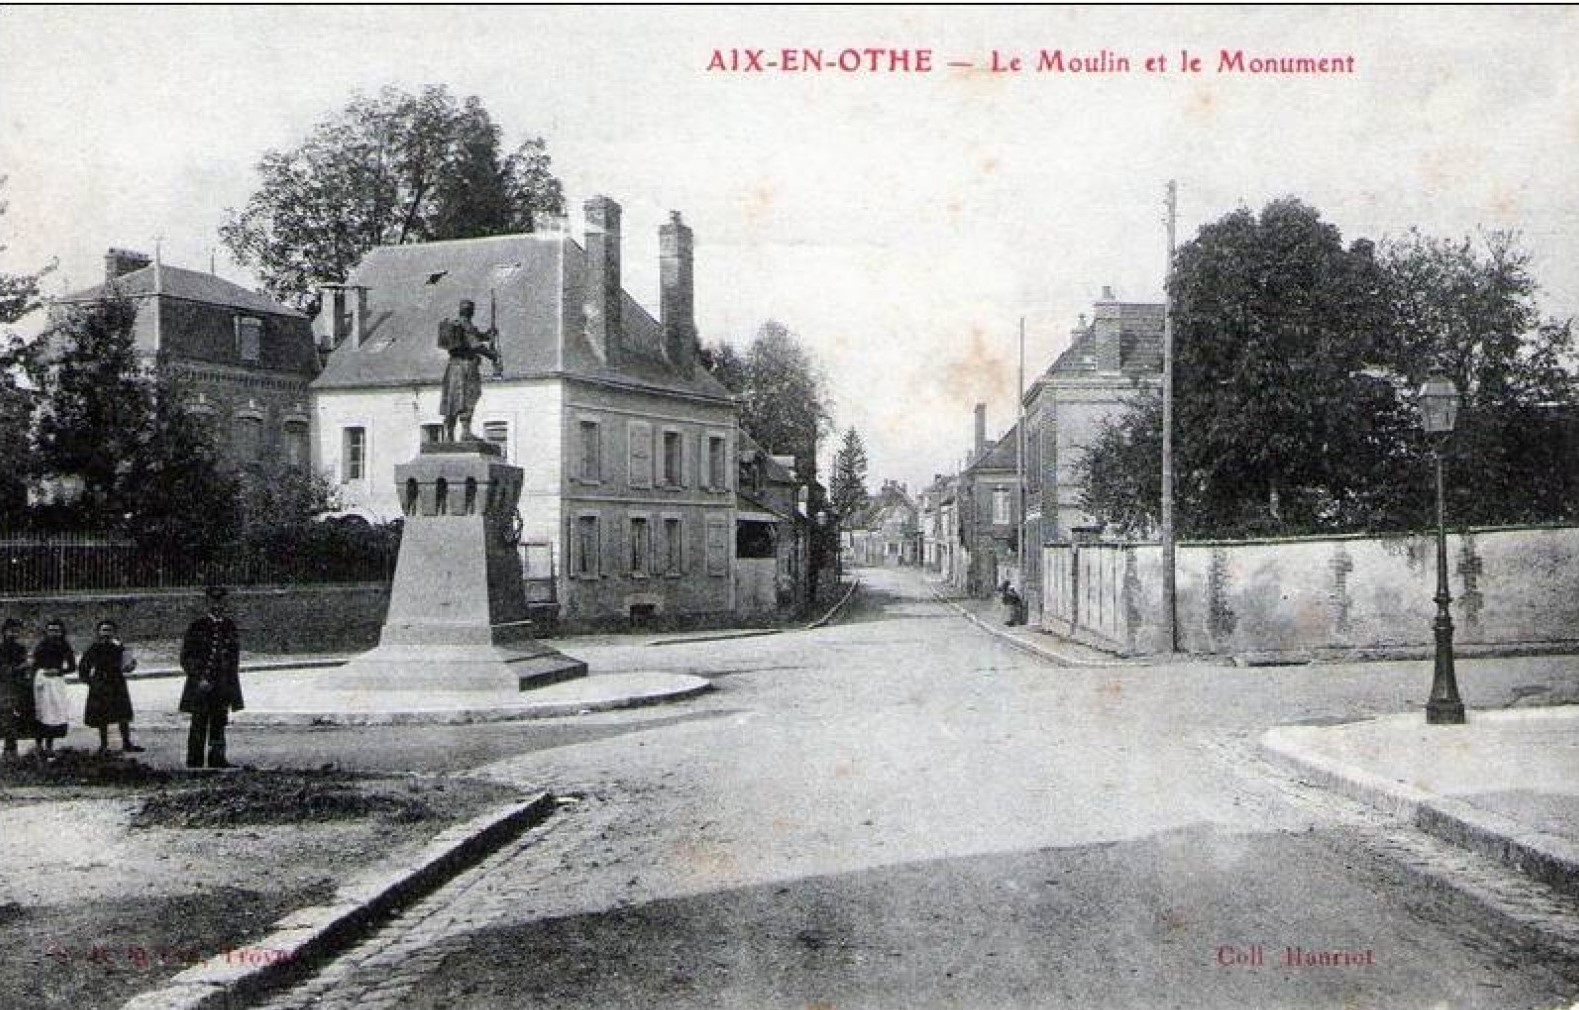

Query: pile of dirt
[130,767,447,828]
[0,749,173,787]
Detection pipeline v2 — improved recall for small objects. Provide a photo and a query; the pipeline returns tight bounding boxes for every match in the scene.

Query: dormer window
[235,316,262,363]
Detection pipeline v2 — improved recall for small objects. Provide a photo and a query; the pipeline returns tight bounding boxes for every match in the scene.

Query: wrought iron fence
[0,530,398,596]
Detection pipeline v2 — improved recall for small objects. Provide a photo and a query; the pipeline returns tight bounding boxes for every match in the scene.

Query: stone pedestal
[336,441,586,691]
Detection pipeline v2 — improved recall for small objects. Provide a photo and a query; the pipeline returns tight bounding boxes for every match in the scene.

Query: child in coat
[81,620,143,755]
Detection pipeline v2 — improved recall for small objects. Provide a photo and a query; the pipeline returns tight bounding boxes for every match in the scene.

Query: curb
[128,676,716,729]
[647,628,783,648]
[118,792,558,1010]
[927,587,1129,668]
[805,576,861,630]
[117,657,354,683]
[648,576,861,642]
[1259,726,1579,899]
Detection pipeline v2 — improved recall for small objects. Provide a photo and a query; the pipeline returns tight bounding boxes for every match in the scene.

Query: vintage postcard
[0,7,1576,1010]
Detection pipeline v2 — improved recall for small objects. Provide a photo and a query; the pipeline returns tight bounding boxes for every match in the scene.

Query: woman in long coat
[0,618,31,758]
[81,619,143,755]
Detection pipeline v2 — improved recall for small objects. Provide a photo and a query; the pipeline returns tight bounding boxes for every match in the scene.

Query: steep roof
[1045,300,1163,377]
[967,422,1020,473]
[59,264,305,319]
[313,232,732,402]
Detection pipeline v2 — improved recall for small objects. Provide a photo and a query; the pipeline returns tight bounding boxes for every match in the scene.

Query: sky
[2,6,1576,493]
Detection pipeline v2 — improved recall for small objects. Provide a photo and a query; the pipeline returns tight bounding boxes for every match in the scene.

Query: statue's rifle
[487,288,503,375]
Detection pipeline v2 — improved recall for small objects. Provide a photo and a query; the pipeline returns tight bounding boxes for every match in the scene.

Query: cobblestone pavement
[251,793,625,1010]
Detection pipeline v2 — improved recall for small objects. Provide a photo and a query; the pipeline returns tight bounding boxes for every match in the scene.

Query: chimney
[104,248,151,284]
[1099,285,1115,301]
[313,284,371,350]
[973,403,987,459]
[583,195,622,366]
[659,210,697,376]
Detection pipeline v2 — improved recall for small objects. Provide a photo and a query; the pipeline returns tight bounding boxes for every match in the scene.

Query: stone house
[843,480,920,567]
[1019,288,1163,618]
[958,405,1020,596]
[917,472,963,583]
[310,197,742,630]
[53,249,320,475]
[735,432,808,615]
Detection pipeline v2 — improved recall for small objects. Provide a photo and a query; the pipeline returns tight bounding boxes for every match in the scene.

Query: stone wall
[0,584,389,653]
[1043,526,1579,657]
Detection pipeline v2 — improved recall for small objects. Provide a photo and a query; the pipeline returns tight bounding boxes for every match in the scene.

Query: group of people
[0,585,247,769]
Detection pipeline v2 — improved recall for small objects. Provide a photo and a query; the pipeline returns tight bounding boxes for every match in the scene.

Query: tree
[704,321,832,481]
[1078,199,1411,537]
[829,427,871,518]
[0,176,54,517]
[1380,230,1579,525]
[1166,199,1408,535]
[1077,202,1579,537]
[27,295,242,551]
[234,464,339,541]
[29,295,150,517]
[221,86,565,312]
[117,376,242,556]
[1075,392,1164,538]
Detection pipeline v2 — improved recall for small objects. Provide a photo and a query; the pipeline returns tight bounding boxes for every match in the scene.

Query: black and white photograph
[1,6,1577,1009]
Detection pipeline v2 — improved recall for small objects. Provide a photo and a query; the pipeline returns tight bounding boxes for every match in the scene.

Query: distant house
[917,472,958,577]
[310,197,744,630]
[843,479,920,567]
[1019,287,1163,618]
[736,433,808,615]
[53,249,320,474]
[958,407,1020,595]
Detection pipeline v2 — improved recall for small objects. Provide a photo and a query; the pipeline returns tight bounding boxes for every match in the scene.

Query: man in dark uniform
[179,586,244,769]
[438,298,502,442]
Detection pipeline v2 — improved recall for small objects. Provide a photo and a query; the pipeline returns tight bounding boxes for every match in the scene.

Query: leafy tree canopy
[24,295,243,553]
[1078,199,1578,538]
[0,177,54,515]
[221,85,565,312]
[703,320,833,481]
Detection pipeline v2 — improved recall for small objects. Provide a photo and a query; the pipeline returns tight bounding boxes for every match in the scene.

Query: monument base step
[331,640,588,693]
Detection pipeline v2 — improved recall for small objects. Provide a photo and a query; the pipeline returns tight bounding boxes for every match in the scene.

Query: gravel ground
[0,756,525,1010]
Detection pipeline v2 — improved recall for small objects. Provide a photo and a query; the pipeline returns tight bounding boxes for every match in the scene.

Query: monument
[336,299,587,692]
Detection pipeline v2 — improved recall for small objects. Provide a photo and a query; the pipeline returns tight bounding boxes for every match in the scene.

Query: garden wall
[0,583,390,653]
[1043,526,1579,657]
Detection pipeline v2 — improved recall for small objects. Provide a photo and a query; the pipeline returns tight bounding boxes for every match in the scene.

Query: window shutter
[628,420,652,489]
[705,516,729,576]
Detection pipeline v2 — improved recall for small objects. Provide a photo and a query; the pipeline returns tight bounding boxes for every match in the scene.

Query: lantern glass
[1418,374,1460,434]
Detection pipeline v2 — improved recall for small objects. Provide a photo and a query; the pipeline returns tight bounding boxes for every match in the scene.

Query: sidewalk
[926,579,1141,667]
[1262,707,1579,897]
[115,576,863,680]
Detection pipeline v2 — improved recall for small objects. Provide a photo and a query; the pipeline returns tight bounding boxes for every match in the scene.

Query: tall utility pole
[1016,316,1027,585]
[1160,182,1178,653]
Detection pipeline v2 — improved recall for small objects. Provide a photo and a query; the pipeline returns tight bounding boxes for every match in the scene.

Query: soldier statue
[437,298,503,442]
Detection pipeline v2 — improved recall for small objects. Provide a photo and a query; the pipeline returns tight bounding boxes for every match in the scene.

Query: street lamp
[1418,373,1464,725]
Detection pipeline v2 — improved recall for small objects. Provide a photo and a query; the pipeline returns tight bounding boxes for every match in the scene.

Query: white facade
[314,380,565,540]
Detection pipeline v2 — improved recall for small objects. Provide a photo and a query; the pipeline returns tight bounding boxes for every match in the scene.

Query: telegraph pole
[1017,316,1027,585]
[1160,182,1178,653]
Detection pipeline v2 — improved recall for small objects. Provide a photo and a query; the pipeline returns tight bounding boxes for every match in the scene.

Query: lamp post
[1418,373,1465,725]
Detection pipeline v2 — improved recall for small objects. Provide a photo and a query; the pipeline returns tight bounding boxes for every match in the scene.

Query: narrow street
[255,567,1579,1010]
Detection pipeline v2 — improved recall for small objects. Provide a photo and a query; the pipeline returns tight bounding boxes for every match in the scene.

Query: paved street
[251,567,1579,1010]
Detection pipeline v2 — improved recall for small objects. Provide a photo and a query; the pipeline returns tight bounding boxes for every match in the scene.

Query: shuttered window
[628,419,652,489]
[705,515,730,577]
